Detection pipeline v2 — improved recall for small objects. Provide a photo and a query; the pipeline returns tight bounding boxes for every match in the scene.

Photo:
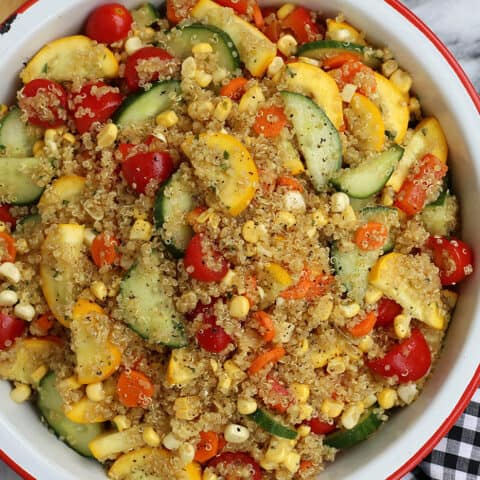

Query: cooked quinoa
[0,1,473,479]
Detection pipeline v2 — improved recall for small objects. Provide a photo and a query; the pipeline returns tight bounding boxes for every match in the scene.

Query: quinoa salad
[0,1,474,479]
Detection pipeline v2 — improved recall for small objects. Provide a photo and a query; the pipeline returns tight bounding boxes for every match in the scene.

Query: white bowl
[0,1,479,479]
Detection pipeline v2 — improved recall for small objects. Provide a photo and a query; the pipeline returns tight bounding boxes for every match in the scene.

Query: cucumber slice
[248,409,298,440]
[0,156,54,205]
[359,206,399,253]
[331,145,404,199]
[165,24,240,72]
[331,242,380,303]
[296,40,381,68]
[37,372,103,457]
[14,213,41,235]
[153,169,195,258]
[0,108,42,157]
[281,91,342,191]
[421,194,458,237]
[117,251,187,347]
[131,3,158,28]
[113,80,181,127]
[324,409,383,449]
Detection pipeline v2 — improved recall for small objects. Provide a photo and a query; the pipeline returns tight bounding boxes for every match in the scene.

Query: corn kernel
[31,365,48,384]
[228,295,250,319]
[224,424,250,443]
[365,285,383,304]
[390,69,412,94]
[312,210,328,229]
[217,373,232,394]
[276,211,296,228]
[86,382,105,402]
[62,132,76,144]
[214,98,233,122]
[33,140,45,157]
[341,83,358,103]
[223,360,246,382]
[442,289,458,310]
[394,314,411,339]
[362,393,377,408]
[129,219,153,241]
[237,397,257,415]
[143,426,161,447]
[297,425,311,437]
[10,383,31,403]
[125,36,143,55]
[377,388,398,409]
[358,335,374,353]
[298,403,314,421]
[283,451,301,474]
[284,191,306,212]
[381,187,395,206]
[83,228,96,247]
[330,192,350,213]
[212,67,228,83]
[381,59,399,78]
[264,438,291,464]
[0,289,18,307]
[277,34,297,57]
[242,220,259,243]
[163,432,182,450]
[195,70,213,88]
[321,398,344,418]
[174,396,201,420]
[299,338,309,355]
[44,129,57,143]
[97,123,118,149]
[326,357,346,375]
[397,383,418,404]
[156,110,178,128]
[408,97,421,116]
[14,303,35,322]
[113,415,131,431]
[311,299,333,323]
[202,469,218,480]
[182,57,197,79]
[192,42,213,55]
[341,402,365,430]
[178,443,195,465]
[60,375,82,391]
[267,56,285,78]
[277,3,296,19]
[291,383,310,403]
[238,85,265,114]
[220,269,236,287]
[339,303,360,318]
[0,262,21,284]
[90,281,107,301]
[298,56,320,66]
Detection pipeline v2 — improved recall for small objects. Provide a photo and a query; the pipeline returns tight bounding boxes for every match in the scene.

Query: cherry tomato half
[184,234,228,282]
[215,0,248,14]
[376,297,403,327]
[302,416,336,435]
[265,375,294,413]
[427,236,474,286]
[124,46,174,91]
[19,79,67,129]
[85,3,133,44]
[121,150,173,194]
[0,313,26,350]
[0,205,16,228]
[0,232,16,263]
[208,452,262,480]
[367,328,432,383]
[69,81,123,134]
[91,232,119,268]
[281,6,319,44]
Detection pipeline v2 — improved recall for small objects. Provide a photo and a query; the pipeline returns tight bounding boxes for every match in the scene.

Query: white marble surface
[1,0,478,479]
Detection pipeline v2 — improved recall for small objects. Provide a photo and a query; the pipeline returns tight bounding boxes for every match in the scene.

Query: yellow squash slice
[345,93,385,151]
[387,117,448,191]
[182,133,258,216]
[71,299,121,384]
[40,223,86,327]
[0,337,63,384]
[166,348,201,386]
[369,252,446,329]
[371,72,409,144]
[284,62,344,130]
[191,0,276,77]
[38,175,86,211]
[259,262,293,309]
[21,35,118,83]
[326,19,365,45]
[89,426,145,462]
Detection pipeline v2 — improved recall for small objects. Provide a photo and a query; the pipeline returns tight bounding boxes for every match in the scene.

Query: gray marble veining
[0,0,478,479]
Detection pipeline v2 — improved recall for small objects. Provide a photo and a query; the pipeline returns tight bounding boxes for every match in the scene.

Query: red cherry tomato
[0,205,16,228]
[208,452,262,480]
[91,232,119,267]
[121,151,173,194]
[69,81,122,134]
[166,0,196,24]
[265,375,293,413]
[281,6,319,44]
[426,236,474,286]
[367,328,432,383]
[376,297,403,327]
[0,313,26,350]
[85,3,133,44]
[215,0,248,14]
[187,299,217,324]
[124,46,174,91]
[302,416,336,435]
[19,79,67,129]
[0,232,16,263]
[184,234,228,282]
[196,324,233,353]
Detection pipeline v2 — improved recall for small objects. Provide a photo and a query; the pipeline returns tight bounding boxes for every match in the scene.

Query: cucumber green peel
[248,408,298,440]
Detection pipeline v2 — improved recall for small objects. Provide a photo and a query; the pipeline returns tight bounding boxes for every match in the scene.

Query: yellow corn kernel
[223,360,246,382]
[192,42,213,55]
[330,192,350,213]
[202,469,218,480]
[327,357,346,375]
[362,393,377,408]
[341,83,358,103]
[129,219,153,241]
[298,56,320,67]
[125,36,143,55]
[340,205,357,223]
[242,220,259,243]
[311,210,327,229]
[62,132,76,144]
[341,403,365,430]
[277,34,297,57]
[321,398,344,418]
[311,351,330,369]
[142,426,161,447]
[97,123,118,149]
[33,140,45,157]
[397,383,418,404]
[377,388,398,410]
[276,211,296,227]
[365,285,383,304]
[299,338,309,355]
[264,438,292,464]
[156,110,178,128]
[60,375,82,391]
[291,383,310,403]
[390,69,412,95]
[311,299,333,323]
[266,263,293,287]
[237,397,257,415]
[267,56,285,78]
[297,425,311,437]
[86,382,105,402]
[277,3,296,19]
[220,269,236,288]
[394,314,411,339]
[90,281,107,302]
[238,85,264,114]
[182,57,197,79]
[31,365,48,384]
[381,59,399,78]
[142,27,156,40]
[381,187,395,206]
[217,373,232,394]
[178,443,195,465]
[229,295,250,319]
[214,98,233,122]
[408,97,421,116]
[10,384,31,403]
[113,415,131,431]
[194,70,213,88]
[0,104,8,118]
[339,303,360,318]
[283,451,301,474]
[44,129,57,143]
[174,396,201,420]
[358,335,374,353]
[298,403,314,421]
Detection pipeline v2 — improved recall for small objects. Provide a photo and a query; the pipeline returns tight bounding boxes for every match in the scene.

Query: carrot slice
[0,232,16,263]
[248,346,286,375]
[117,370,154,408]
[348,311,377,337]
[33,313,55,334]
[220,77,248,101]
[276,176,304,192]
[253,106,288,138]
[280,269,333,300]
[194,431,220,463]
[253,311,275,342]
[91,232,119,267]
[354,222,388,251]
[322,52,362,70]
[252,2,264,28]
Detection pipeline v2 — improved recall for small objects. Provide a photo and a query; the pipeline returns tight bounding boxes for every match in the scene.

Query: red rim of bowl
[0,1,479,479]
